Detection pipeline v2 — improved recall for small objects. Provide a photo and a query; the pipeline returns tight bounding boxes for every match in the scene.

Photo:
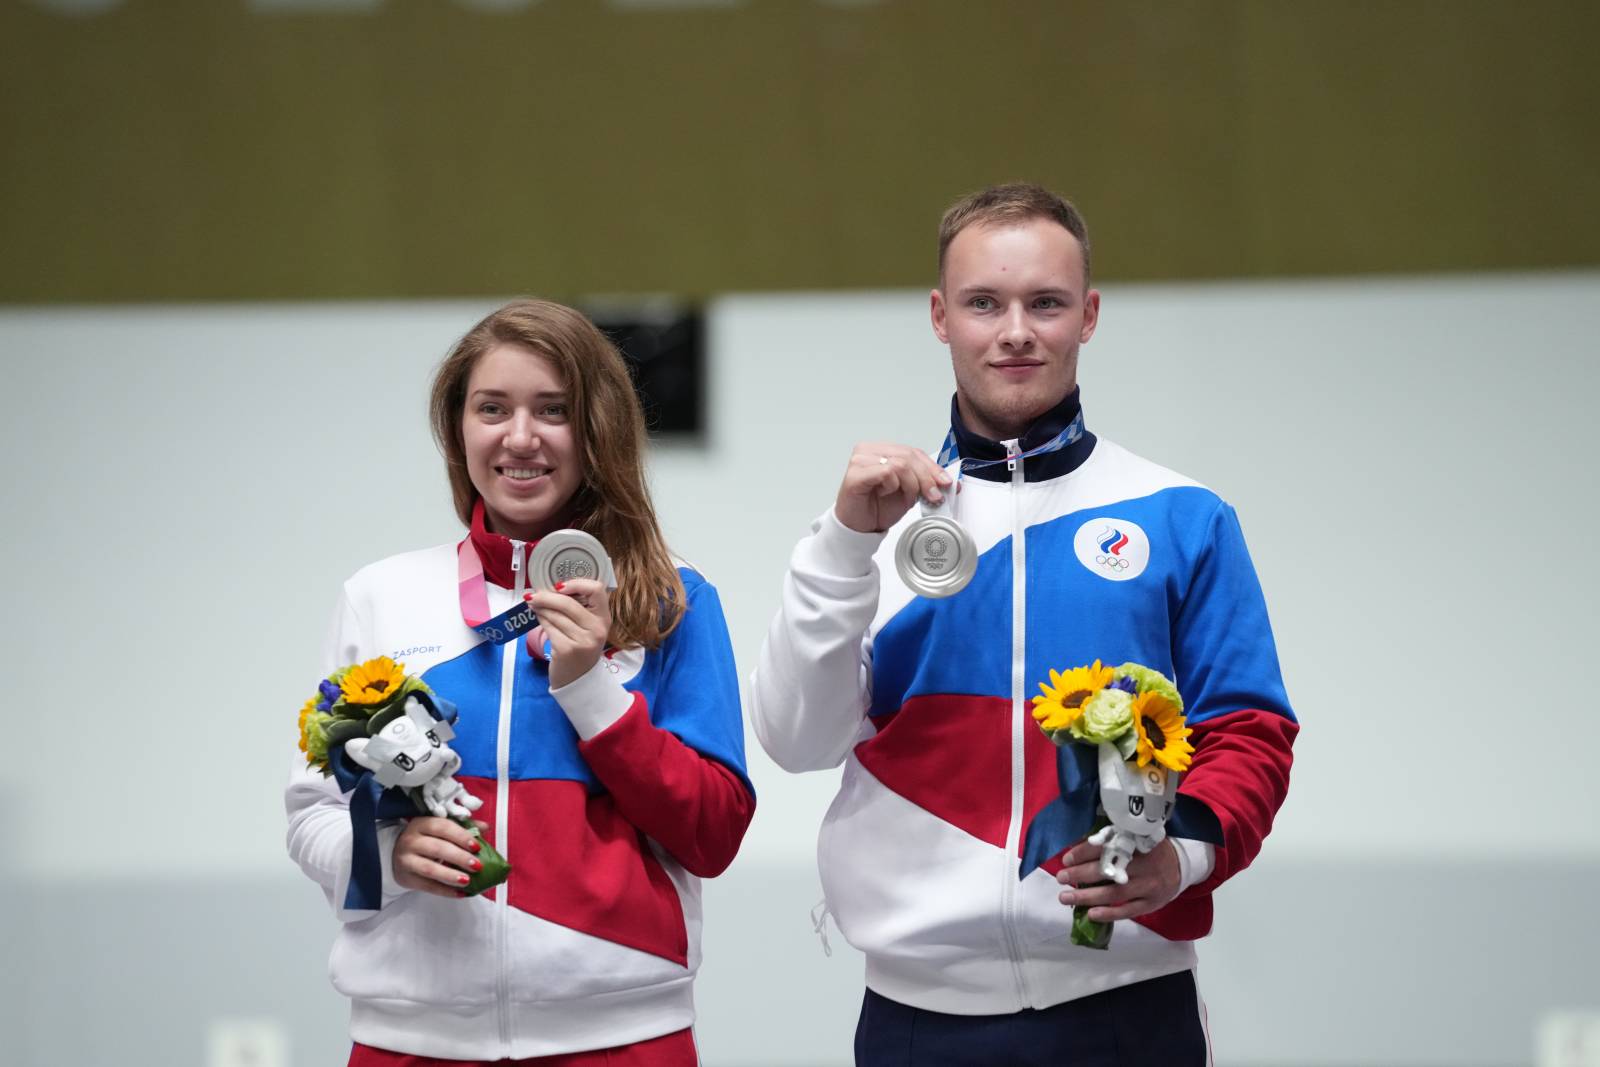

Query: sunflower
[1031,660,1115,736]
[297,696,319,754]
[339,656,408,706]
[1131,690,1194,772]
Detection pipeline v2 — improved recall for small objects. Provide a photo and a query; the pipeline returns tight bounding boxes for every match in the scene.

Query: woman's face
[462,343,583,542]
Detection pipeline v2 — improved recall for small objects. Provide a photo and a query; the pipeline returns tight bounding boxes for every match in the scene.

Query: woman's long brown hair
[429,299,686,650]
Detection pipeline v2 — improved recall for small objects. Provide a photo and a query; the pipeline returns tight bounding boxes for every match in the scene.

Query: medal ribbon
[935,409,1086,472]
[458,538,541,646]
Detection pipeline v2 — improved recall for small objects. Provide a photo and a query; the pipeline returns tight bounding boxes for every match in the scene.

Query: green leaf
[1071,905,1112,950]
[1115,730,1138,761]
[458,824,510,896]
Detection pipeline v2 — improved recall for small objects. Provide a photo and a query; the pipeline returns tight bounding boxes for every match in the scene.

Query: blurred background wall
[4,0,1599,300]
[2,3,1597,1066]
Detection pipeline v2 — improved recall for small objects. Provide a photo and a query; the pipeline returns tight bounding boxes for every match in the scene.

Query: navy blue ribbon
[1019,743,1100,877]
[468,599,540,645]
[1019,742,1224,879]
[330,691,460,911]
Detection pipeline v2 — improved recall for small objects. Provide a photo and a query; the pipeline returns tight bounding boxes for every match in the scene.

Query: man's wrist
[800,507,887,577]
[1171,837,1216,893]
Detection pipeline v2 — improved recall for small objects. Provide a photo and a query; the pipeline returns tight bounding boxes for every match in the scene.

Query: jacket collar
[464,497,590,587]
[948,386,1097,483]
[464,498,527,589]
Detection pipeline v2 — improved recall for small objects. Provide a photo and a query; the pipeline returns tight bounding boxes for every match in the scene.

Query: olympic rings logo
[1076,518,1148,581]
[554,559,594,581]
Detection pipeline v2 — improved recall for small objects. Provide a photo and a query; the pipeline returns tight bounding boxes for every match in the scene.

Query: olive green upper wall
[2,0,1596,303]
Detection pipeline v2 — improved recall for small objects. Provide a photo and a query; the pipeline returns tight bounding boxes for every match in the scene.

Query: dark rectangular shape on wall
[586,304,704,439]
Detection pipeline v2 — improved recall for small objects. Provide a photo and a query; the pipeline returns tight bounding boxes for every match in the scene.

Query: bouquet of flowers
[1029,660,1196,949]
[298,656,509,909]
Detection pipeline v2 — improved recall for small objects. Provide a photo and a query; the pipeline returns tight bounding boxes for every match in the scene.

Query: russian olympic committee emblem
[1072,518,1151,582]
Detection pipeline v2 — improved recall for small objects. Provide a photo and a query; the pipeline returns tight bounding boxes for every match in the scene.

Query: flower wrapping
[298,656,509,909]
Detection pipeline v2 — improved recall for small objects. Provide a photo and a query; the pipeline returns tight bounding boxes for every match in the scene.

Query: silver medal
[526,529,617,592]
[894,472,976,598]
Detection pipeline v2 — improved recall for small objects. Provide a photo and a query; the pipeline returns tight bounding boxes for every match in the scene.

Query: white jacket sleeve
[750,508,886,772]
[283,586,408,920]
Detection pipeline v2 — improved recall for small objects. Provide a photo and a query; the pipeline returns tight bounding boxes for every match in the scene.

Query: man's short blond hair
[938,183,1091,284]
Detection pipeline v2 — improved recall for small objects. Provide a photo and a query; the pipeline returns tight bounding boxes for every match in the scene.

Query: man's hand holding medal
[835,443,981,599]
[833,443,951,535]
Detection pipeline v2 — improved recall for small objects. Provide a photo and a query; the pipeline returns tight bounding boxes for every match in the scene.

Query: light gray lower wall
[4,859,1590,1067]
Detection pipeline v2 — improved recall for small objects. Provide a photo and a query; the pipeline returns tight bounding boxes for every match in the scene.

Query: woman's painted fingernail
[457,873,471,886]
[468,839,481,853]
[524,593,534,601]
[471,859,483,872]
[555,581,565,591]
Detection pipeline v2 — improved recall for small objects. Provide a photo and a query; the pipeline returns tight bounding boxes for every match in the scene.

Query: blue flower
[1109,676,1138,694]
[318,678,342,710]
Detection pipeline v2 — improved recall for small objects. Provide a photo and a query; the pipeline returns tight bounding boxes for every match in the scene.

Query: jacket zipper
[496,539,526,1054]
[1000,439,1033,1006]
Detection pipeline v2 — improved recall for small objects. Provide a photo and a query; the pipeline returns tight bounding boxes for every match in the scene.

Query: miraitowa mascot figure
[334,694,481,819]
[299,657,509,912]
[1090,745,1176,885]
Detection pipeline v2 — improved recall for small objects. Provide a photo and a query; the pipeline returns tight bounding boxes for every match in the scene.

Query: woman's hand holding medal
[528,579,612,689]
[834,442,953,534]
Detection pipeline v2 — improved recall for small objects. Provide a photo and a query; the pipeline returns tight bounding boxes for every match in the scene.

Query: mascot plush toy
[335,694,482,820]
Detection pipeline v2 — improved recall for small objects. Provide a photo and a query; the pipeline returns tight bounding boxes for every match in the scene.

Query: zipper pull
[1004,439,1021,472]
[510,540,524,572]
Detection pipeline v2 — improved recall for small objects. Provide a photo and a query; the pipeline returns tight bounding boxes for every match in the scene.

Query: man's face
[931,218,1099,441]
